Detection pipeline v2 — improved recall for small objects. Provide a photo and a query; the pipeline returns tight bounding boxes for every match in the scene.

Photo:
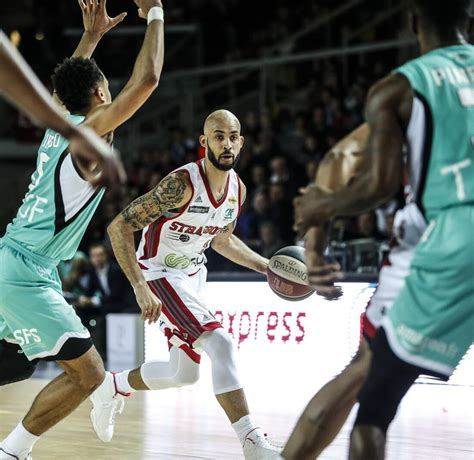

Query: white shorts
[361,203,426,339]
[146,266,222,363]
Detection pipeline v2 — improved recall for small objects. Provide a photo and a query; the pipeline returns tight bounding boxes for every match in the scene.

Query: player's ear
[239,135,245,148]
[199,135,207,149]
[95,87,106,103]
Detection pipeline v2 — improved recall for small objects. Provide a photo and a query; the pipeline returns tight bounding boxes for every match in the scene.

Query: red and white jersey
[137,160,242,278]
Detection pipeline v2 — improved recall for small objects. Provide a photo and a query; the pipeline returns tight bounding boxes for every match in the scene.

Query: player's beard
[207,142,239,171]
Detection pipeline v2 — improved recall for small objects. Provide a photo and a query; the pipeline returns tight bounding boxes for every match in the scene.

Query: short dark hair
[410,0,471,34]
[51,57,104,114]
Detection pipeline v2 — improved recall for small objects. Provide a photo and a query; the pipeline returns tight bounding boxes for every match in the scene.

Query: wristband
[147,6,164,25]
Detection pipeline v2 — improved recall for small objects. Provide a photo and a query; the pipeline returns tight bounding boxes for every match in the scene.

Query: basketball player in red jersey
[100,109,281,459]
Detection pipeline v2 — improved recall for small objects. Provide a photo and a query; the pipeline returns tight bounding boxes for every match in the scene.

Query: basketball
[266,246,314,301]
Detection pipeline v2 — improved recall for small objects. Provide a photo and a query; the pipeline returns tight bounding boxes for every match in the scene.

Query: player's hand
[134,283,162,324]
[69,124,127,189]
[305,227,343,300]
[134,0,163,20]
[293,185,334,239]
[78,0,127,38]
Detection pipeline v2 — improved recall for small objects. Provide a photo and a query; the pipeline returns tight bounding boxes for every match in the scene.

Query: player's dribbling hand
[134,0,163,20]
[134,283,162,324]
[78,0,127,38]
[305,227,343,300]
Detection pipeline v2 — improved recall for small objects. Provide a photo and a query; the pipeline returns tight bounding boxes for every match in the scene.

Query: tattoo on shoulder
[121,172,188,230]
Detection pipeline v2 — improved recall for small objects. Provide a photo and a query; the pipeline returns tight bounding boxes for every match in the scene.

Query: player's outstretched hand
[78,0,127,37]
[69,124,127,189]
[293,185,333,239]
[134,283,162,324]
[305,227,343,300]
[134,0,163,20]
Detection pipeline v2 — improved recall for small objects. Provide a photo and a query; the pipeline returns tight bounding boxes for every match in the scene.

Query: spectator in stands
[258,221,285,259]
[82,243,137,314]
[246,189,271,243]
[268,181,295,244]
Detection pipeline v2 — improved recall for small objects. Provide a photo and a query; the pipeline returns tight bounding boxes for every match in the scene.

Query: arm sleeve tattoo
[120,171,188,230]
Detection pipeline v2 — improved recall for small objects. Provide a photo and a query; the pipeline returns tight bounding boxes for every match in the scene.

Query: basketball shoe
[0,446,32,460]
[242,430,282,460]
[90,372,129,442]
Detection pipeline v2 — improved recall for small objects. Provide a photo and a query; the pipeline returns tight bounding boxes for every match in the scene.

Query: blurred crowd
[1,1,407,337]
[77,53,402,275]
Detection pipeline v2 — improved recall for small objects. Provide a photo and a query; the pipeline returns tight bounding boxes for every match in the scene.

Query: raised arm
[73,0,127,59]
[84,0,165,136]
[211,181,269,274]
[108,171,192,322]
[0,31,124,187]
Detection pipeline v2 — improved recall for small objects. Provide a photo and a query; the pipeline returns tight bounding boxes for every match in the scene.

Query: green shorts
[382,205,474,377]
[0,239,89,361]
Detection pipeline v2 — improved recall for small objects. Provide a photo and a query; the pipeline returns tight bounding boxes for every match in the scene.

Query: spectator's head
[251,164,267,186]
[252,190,269,215]
[200,109,244,171]
[269,182,286,202]
[270,156,288,178]
[89,243,109,270]
[259,221,279,246]
[357,212,376,238]
[52,57,109,114]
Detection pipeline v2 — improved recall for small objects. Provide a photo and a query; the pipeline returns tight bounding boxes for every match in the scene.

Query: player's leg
[197,328,281,459]
[282,338,372,460]
[121,345,200,391]
[0,340,104,459]
[0,244,109,457]
[349,329,420,460]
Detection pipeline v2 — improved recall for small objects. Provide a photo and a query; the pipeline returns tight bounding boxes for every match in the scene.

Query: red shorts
[147,267,221,364]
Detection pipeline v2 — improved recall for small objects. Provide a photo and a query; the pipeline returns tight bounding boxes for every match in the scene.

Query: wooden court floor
[0,377,472,459]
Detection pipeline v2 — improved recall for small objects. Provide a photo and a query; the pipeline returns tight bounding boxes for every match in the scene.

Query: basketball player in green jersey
[0,30,124,186]
[290,0,473,458]
[0,0,164,458]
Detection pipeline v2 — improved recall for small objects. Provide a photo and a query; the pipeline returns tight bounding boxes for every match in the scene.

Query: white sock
[1,422,40,456]
[232,415,260,446]
[114,370,135,395]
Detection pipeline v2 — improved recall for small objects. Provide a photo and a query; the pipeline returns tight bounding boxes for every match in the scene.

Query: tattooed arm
[211,181,269,274]
[107,171,192,322]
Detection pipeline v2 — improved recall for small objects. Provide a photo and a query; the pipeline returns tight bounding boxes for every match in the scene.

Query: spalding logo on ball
[266,246,314,301]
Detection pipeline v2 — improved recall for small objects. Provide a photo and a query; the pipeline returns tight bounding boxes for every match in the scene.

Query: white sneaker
[0,446,32,460]
[242,430,282,460]
[90,372,129,442]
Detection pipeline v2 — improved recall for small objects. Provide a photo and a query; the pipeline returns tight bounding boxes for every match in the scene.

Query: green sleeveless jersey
[4,114,105,263]
[395,44,474,220]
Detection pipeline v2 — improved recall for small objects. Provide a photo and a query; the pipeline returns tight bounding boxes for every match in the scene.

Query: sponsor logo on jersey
[188,205,210,214]
[169,221,226,236]
[224,208,235,220]
[164,254,191,269]
[179,234,190,242]
[13,328,42,347]
[194,196,203,203]
[164,253,205,269]
[228,196,237,204]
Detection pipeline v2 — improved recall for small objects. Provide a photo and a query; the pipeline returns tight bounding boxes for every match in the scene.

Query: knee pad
[0,340,38,386]
[198,329,242,395]
[355,329,420,433]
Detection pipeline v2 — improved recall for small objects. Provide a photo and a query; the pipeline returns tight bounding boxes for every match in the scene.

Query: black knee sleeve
[0,340,38,386]
[354,328,420,433]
